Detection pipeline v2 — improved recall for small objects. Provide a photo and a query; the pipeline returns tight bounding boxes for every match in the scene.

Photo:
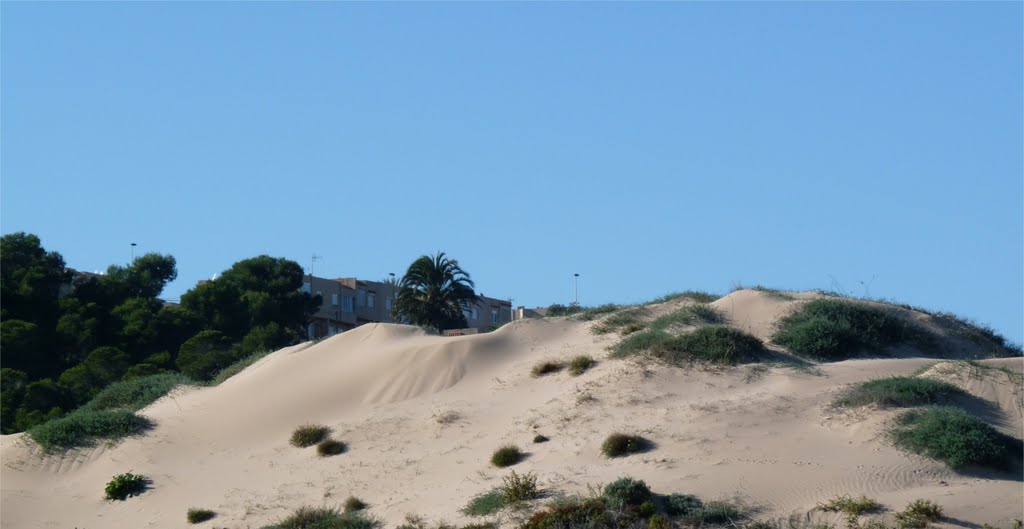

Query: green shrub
[343,496,367,512]
[533,434,550,443]
[104,472,148,500]
[622,322,647,335]
[84,373,193,412]
[290,424,330,448]
[546,304,586,317]
[569,356,596,376]
[615,327,764,365]
[893,499,943,529]
[210,349,273,385]
[576,304,622,321]
[462,489,505,516]
[773,300,928,360]
[665,494,702,516]
[652,291,721,304]
[28,409,152,451]
[523,497,611,529]
[187,508,216,524]
[176,330,238,381]
[638,501,656,518]
[647,514,671,529]
[603,477,652,511]
[263,507,380,529]
[593,308,649,335]
[491,444,523,467]
[501,470,540,503]
[601,433,650,457]
[317,439,347,456]
[532,361,566,377]
[688,501,741,524]
[816,495,882,516]
[832,377,963,408]
[649,305,720,331]
[889,406,1022,470]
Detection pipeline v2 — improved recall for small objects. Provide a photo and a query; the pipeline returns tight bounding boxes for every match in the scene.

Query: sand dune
[2,290,1021,528]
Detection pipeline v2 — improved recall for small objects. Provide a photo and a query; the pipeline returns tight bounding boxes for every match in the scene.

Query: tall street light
[389,272,396,322]
[574,273,580,306]
[130,242,137,264]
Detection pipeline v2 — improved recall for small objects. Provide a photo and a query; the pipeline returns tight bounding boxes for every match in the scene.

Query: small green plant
[593,308,649,335]
[501,470,540,503]
[688,501,741,524]
[888,406,1022,470]
[104,472,147,500]
[893,499,943,528]
[462,489,506,517]
[532,361,566,377]
[601,433,650,457]
[533,434,550,443]
[665,493,702,515]
[317,439,347,456]
[263,507,381,529]
[29,409,153,451]
[569,355,596,376]
[647,514,671,529]
[816,495,883,516]
[522,496,610,529]
[343,496,368,512]
[638,501,656,518]
[290,424,330,448]
[491,444,523,467]
[832,377,963,408]
[603,477,652,510]
[187,508,216,524]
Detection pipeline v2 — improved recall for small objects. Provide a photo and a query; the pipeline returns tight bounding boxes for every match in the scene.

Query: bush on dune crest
[772,299,930,360]
[83,373,193,412]
[28,409,152,451]
[832,377,964,408]
[612,326,765,365]
[889,406,1022,470]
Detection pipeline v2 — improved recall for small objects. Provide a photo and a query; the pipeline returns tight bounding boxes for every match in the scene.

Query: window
[492,308,499,323]
[343,296,354,312]
[385,297,392,312]
[357,289,366,307]
[302,282,311,293]
[368,292,375,309]
[331,293,339,306]
[471,307,478,320]
[315,290,322,301]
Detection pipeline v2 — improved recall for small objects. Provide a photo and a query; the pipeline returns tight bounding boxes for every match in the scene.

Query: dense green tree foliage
[394,252,479,331]
[1,234,317,434]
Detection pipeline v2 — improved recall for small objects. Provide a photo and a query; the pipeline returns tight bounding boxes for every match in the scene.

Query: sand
[2,290,1022,528]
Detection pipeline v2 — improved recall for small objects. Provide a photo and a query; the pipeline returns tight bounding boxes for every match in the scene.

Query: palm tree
[394,252,479,331]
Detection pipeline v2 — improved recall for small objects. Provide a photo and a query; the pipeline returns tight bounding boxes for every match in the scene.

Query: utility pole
[389,272,396,322]
[574,273,580,306]
[130,242,137,264]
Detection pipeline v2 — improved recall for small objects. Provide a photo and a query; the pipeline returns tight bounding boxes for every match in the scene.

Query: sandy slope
[2,291,1022,528]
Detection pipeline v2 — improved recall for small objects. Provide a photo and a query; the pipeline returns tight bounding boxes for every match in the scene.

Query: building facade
[304,275,512,338]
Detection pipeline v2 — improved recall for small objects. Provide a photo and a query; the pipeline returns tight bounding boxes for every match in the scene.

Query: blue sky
[2,2,1021,343]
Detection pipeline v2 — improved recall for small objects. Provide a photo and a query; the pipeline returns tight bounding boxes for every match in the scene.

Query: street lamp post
[130,242,137,264]
[574,273,580,306]
[389,272,396,322]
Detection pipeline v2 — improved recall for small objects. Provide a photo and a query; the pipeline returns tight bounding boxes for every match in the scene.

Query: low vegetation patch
[569,355,596,376]
[187,508,216,524]
[772,299,929,360]
[462,471,539,517]
[491,444,523,467]
[593,308,649,335]
[343,496,367,512]
[649,305,720,331]
[532,361,566,377]
[832,377,963,408]
[104,472,148,501]
[601,433,651,458]
[816,495,883,516]
[665,494,703,516]
[575,304,623,321]
[651,291,721,304]
[893,499,942,529]
[462,489,506,517]
[262,507,380,529]
[614,326,765,366]
[290,424,330,448]
[317,439,347,456]
[603,477,652,510]
[533,434,550,443]
[83,372,193,412]
[210,349,273,385]
[889,406,1022,470]
[28,409,153,451]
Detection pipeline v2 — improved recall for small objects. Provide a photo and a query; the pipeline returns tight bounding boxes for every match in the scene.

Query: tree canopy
[394,252,479,331]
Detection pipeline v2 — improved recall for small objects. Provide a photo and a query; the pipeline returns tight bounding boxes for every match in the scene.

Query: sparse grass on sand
[210,349,273,385]
[261,507,380,529]
[831,377,964,408]
[490,444,523,467]
[888,406,1022,470]
[29,409,153,452]
[649,305,721,332]
[569,355,596,376]
[187,508,216,524]
[83,373,193,412]
[343,496,368,512]
[893,499,943,529]
[651,291,721,304]
[104,472,148,501]
[816,495,883,516]
[532,360,566,377]
[601,433,651,458]
[772,299,931,360]
[462,471,540,516]
[593,307,649,335]
[290,424,331,448]
[612,326,765,365]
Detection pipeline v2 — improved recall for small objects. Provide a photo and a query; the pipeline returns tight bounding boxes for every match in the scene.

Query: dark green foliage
[121,363,166,381]
[647,514,670,529]
[12,377,66,431]
[176,330,237,381]
[209,348,273,385]
[490,444,523,467]
[637,501,656,519]
[665,494,702,516]
[688,501,741,523]
[523,497,611,529]
[546,304,585,317]
[601,433,650,458]
[83,372,192,412]
[893,500,943,529]
[104,472,148,500]
[569,355,596,376]
[533,434,550,443]
[0,368,29,433]
[613,327,765,365]
[263,507,381,529]
[317,439,347,456]
[28,409,151,451]
[575,304,621,321]
[343,496,367,512]
[290,424,331,448]
[773,300,927,360]
[59,346,132,402]
[832,377,963,408]
[462,489,506,516]
[593,308,648,335]
[393,252,478,332]
[889,406,1022,470]
[187,508,216,524]
[603,477,652,511]
[652,291,721,304]
[532,361,565,377]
